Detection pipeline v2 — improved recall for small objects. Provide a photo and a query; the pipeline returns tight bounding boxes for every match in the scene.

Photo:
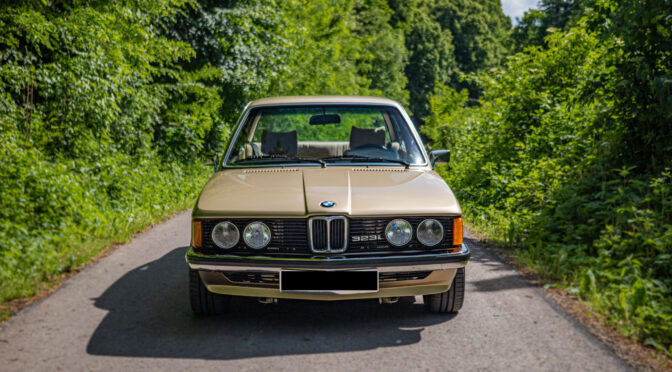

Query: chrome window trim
[221,102,429,168]
[308,216,348,253]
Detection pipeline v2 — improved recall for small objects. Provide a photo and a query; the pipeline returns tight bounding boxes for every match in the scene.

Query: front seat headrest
[349,126,386,149]
[261,130,297,156]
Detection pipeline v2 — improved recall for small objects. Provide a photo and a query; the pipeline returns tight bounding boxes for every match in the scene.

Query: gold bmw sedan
[186,96,469,315]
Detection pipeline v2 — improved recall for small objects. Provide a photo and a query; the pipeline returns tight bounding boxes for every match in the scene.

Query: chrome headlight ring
[385,219,413,246]
[211,221,240,249]
[243,221,271,249]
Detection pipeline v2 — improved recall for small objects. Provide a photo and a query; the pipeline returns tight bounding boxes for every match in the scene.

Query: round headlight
[243,221,271,249]
[417,219,444,246]
[211,221,239,249]
[385,219,413,246]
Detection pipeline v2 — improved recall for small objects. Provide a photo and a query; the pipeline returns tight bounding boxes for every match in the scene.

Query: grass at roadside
[0,204,195,324]
[421,26,672,354]
[465,224,672,371]
[0,156,211,322]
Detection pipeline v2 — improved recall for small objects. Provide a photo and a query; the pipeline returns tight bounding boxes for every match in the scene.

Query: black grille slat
[224,272,279,284]
[331,218,345,250]
[201,218,308,255]
[313,219,327,250]
[309,216,347,253]
[379,271,432,282]
[349,216,455,253]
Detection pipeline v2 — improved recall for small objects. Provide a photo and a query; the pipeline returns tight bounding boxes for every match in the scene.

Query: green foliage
[250,106,388,142]
[433,0,511,75]
[0,147,208,301]
[404,9,457,121]
[0,0,212,303]
[169,0,412,122]
[400,0,511,121]
[423,1,672,351]
[272,0,371,97]
[513,0,585,51]
[589,0,672,172]
[166,0,290,125]
[353,0,409,104]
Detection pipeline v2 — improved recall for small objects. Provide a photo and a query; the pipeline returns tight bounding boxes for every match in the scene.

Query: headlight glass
[211,221,239,249]
[417,219,444,246]
[385,219,413,246]
[243,221,271,249]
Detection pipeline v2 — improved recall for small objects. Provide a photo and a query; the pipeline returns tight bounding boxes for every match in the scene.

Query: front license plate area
[280,270,379,294]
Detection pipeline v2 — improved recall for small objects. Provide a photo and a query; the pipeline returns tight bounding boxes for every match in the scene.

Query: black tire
[189,269,227,316]
[424,268,465,314]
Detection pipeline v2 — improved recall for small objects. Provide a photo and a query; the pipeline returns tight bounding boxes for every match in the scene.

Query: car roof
[246,96,402,108]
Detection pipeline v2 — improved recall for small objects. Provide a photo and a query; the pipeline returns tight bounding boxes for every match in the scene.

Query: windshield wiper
[235,155,326,168]
[322,155,410,169]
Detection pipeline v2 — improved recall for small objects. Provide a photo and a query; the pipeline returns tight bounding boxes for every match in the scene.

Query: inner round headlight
[243,221,271,249]
[211,221,239,249]
[385,219,413,246]
[417,219,444,246]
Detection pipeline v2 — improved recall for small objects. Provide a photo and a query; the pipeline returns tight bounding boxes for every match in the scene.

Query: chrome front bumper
[185,243,471,273]
[186,244,470,300]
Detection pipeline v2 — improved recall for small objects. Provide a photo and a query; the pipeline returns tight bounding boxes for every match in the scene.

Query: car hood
[193,166,461,217]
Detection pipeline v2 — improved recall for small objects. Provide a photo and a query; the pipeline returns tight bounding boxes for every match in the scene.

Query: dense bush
[0,147,208,301]
[0,0,212,305]
[423,1,672,353]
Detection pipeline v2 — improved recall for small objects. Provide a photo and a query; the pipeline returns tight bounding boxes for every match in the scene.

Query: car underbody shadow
[86,247,455,360]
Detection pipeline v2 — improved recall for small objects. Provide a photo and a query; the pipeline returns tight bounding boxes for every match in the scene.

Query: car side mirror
[430,150,450,167]
[202,153,219,172]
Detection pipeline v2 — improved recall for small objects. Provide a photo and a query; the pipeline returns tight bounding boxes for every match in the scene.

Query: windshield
[226,105,426,166]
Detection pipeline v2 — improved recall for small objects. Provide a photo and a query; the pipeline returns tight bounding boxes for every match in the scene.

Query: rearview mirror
[430,150,450,167]
[309,114,341,125]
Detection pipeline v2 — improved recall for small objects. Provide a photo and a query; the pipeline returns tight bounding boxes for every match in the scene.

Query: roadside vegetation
[1,0,670,358]
[423,0,672,355]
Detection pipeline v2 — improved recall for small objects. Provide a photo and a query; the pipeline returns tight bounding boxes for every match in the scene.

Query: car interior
[229,105,425,164]
[236,125,408,161]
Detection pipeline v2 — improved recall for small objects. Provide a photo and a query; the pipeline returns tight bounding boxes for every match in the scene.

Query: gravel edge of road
[465,228,672,372]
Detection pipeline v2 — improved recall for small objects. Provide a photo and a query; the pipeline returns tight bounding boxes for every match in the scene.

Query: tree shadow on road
[465,240,536,292]
[86,247,454,359]
[465,239,518,273]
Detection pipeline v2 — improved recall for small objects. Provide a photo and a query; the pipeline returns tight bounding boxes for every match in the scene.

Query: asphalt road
[0,211,630,371]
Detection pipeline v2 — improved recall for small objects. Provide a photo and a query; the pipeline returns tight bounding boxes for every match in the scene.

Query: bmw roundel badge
[320,201,335,208]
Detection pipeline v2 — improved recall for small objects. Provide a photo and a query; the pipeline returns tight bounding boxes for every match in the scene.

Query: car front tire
[424,268,465,314]
[189,269,227,316]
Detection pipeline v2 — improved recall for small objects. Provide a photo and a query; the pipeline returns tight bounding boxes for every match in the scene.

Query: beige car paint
[193,166,462,218]
[199,269,457,301]
[245,95,403,107]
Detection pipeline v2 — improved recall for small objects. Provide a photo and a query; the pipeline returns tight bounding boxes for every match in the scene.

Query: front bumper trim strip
[186,243,470,272]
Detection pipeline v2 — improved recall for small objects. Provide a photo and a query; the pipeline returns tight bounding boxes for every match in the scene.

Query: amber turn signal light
[192,221,202,248]
[452,217,463,246]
